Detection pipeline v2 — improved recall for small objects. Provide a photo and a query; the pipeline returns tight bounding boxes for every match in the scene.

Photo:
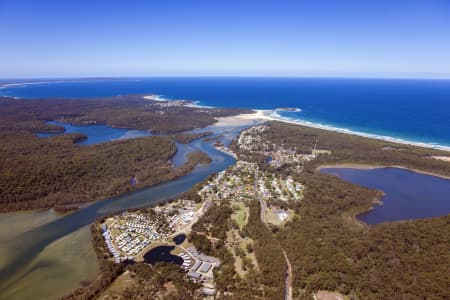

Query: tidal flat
[0,210,61,269]
[0,225,99,300]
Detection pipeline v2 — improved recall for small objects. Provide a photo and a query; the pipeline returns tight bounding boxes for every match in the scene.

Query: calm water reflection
[172,234,186,245]
[37,121,151,145]
[143,246,183,265]
[0,122,246,299]
[321,167,450,224]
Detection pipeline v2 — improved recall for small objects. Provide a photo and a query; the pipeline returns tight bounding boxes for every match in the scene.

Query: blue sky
[1,0,450,78]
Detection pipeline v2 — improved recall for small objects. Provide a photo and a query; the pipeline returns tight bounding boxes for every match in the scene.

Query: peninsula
[1,96,449,300]
[59,111,450,300]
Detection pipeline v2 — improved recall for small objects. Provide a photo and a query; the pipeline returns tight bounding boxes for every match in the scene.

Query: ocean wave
[143,94,168,101]
[2,80,450,152]
[184,100,214,109]
[144,95,214,109]
[268,110,450,152]
[275,107,302,112]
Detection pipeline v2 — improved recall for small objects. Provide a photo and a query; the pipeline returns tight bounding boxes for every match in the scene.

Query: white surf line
[2,80,449,152]
[142,95,213,108]
[232,109,450,152]
[271,111,450,152]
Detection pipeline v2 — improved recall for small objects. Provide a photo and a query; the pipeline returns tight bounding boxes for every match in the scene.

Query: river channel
[0,121,248,300]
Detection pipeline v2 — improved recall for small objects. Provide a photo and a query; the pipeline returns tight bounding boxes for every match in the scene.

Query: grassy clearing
[238,238,259,272]
[171,240,193,255]
[231,201,247,229]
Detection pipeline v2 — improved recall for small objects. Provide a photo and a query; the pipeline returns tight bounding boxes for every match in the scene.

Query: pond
[143,246,183,265]
[320,167,450,224]
[172,234,186,245]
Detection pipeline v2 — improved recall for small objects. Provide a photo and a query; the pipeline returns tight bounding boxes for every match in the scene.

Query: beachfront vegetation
[62,119,450,299]
[236,121,450,299]
[256,121,450,177]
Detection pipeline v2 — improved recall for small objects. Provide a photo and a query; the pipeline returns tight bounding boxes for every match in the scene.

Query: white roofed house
[201,287,216,296]
[187,270,201,280]
[199,262,212,273]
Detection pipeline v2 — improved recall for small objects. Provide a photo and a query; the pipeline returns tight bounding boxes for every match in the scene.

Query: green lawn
[231,201,247,229]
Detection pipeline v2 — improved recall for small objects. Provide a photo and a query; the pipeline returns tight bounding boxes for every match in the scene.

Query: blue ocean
[1,77,450,149]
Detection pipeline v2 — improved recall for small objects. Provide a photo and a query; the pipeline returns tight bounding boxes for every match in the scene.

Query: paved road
[254,167,267,223]
[254,165,292,300]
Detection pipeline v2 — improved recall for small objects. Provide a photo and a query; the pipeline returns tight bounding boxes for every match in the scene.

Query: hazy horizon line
[2,74,450,82]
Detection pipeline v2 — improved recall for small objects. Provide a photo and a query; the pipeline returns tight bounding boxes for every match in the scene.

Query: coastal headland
[62,112,450,299]
[0,93,449,300]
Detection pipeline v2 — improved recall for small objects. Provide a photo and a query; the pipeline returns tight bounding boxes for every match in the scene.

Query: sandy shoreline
[317,163,450,180]
[2,82,450,153]
[213,109,274,127]
[214,111,450,179]
[215,109,450,153]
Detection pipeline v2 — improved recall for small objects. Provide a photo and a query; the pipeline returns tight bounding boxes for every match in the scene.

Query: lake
[320,167,450,224]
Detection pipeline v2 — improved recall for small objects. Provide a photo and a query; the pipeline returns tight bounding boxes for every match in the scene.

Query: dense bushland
[244,121,450,299]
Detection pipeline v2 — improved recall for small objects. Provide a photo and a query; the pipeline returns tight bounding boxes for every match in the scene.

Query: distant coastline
[217,109,450,152]
[3,78,450,152]
[0,79,88,89]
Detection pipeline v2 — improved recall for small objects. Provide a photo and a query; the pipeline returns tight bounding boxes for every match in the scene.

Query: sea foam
[268,110,450,152]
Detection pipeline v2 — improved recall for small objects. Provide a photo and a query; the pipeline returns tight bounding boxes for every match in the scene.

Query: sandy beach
[213,109,275,127]
[142,94,167,101]
[214,109,450,153]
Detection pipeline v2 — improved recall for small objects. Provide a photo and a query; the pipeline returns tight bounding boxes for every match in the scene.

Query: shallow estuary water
[37,120,152,145]
[0,121,245,300]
